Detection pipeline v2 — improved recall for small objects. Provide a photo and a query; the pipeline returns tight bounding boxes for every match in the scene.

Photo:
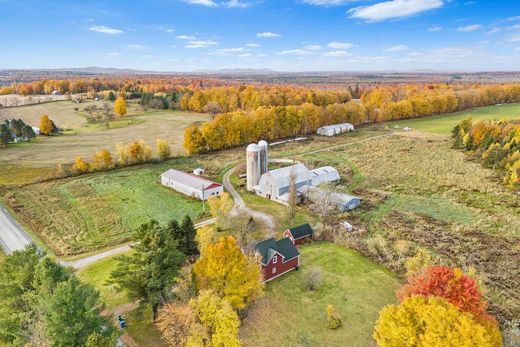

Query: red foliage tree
[397,266,490,320]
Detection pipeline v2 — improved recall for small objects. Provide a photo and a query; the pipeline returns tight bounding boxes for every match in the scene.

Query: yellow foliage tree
[156,138,171,160]
[405,248,432,277]
[39,114,53,135]
[207,192,234,228]
[195,225,216,257]
[72,156,90,174]
[91,149,113,171]
[193,236,263,311]
[114,96,127,117]
[374,296,502,347]
[504,160,520,189]
[187,290,241,347]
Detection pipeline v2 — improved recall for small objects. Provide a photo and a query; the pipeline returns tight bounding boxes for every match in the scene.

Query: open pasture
[301,132,520,320]
[240,242,400,346]
[2,160,206,256]
[387,102,520,134]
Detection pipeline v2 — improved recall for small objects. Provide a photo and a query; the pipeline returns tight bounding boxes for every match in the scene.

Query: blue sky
[1,0,520,71]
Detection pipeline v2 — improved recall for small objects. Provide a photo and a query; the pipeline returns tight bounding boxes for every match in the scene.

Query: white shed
[161,169,223,200]
[193,168,205,176]
[317,123,354,136]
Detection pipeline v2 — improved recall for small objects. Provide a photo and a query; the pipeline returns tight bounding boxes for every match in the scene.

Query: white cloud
[323,50,349,57]
[239,53,252,58]
[127,44,146,50]
[182,0,217,7]
[165,29,174,33]
[245,43,260,47]
[224,0,251,8]
[349,0,444,22]
[456,24,482,32]
[177,35,197,40]
[278,49,315,55]
[304,44,323,50]
[88,25,124,35]
[327,41,353,49]
[428,25,442,32]
[385,44,408,52]
[139,54,153,58]
[256,32,281,38]
[214,47,246,54]
[186,40,218,48]
[106,52,121,57]
[516,47,520,51]
[301,0,355,5]
[509,34,520,42]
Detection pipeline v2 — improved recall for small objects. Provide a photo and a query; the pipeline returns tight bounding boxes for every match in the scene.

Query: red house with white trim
[283,223,314,246]
[254,237,300,282]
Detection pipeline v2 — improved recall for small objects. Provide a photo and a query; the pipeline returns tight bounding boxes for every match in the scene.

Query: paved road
[62,217,217,270]
[0,205,32,255]
[222,166,276,234]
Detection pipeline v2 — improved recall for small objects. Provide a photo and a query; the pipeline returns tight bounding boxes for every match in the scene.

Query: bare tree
[309,185,340,223]
[202,101,222,118]
[102,102,114,129]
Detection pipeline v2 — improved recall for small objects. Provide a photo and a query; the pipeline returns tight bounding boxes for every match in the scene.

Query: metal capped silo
[258,140,268,176]
[246,143,260,191]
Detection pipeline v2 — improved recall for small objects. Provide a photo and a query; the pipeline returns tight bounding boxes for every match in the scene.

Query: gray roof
[318,123,354,131]
[263,163,310,188]
[255,237,300,265]
[161,169,221,190]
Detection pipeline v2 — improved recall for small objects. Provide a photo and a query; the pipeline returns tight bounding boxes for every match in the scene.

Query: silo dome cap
[246,143,259,152]
[258,140,268,147]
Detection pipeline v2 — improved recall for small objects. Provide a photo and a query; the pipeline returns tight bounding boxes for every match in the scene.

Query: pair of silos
[246,140,268,191]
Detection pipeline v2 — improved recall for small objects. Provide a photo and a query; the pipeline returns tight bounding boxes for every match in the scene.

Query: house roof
[161,168,222,191]
[255,237,300,265]
[287,223,313,240]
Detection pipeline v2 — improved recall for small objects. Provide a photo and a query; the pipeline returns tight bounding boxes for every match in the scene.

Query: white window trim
[272,255,277,264]
[272,267,276,274]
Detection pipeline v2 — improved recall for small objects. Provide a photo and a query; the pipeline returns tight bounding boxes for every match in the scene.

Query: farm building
[160,168,223,201]
[336,193,361,211]
[310,166,340,186]
[308,187,361,212]
[283,223,314,245]
[257,163,312,200]
[254,237,300,282]
[317,123,354,136]
[193,168,205,176]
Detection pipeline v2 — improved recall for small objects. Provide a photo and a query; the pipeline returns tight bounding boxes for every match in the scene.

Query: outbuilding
[160,168,223,200]
[310,166,340,186]
[317,123,354,136]
[254,237,300,282]
[283,223,314,245]
[336,193,361,211]
[257,163,312,200]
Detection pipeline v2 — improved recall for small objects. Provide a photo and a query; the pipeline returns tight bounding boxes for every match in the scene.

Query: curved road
[223,166,276,233]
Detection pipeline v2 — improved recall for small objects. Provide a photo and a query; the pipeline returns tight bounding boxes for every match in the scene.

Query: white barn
[310,166,340,186]
[161,169,223,201]
[317,123,354,136]
[257,164,311,200]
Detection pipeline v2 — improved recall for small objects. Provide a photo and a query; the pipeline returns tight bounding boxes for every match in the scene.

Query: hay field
[387,102,520,134]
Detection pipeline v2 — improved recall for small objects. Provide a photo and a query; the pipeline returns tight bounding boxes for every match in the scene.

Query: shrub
[304,266,323,291]
[325,304,342,329]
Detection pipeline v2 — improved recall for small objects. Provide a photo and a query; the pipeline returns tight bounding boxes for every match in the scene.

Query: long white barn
[161,169,223,200]
[317,123,354,136]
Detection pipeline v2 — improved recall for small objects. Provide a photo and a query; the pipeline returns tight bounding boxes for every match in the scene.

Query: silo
[246,143,260,191]
[258,140,268,176]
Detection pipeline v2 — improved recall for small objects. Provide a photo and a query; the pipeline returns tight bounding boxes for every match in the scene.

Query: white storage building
[310,166,340,186]
[317,123,354,136]
[257,164,312,200]
[161,169,223,201]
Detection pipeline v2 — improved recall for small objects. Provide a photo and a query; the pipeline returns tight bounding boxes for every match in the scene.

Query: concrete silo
[258,140,268,176]
[246,143,260,191]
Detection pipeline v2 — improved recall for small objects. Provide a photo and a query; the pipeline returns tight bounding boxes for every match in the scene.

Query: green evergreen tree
[181,215,198,256]
[110,220,185,321]
[0,122,13,145]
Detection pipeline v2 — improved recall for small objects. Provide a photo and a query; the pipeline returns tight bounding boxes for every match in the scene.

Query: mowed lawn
[387,102,520,134]
[240,242,400,347]
[4,161,205,256]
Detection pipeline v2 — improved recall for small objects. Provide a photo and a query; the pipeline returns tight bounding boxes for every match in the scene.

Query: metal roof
[318,123,354,131]
[263,163,310,188]
[255,237,300,265]
[161,169,222,191]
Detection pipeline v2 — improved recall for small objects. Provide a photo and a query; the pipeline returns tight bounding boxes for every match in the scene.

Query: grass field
[387,102,520,134]
[77,252,130,309]
[0,100,211,185]
[240,242,400,346]
[301,132,520,321]
[2,160,206,255]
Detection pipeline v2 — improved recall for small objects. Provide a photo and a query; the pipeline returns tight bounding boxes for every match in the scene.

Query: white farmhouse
[161,169,223,201]
[317,123,354,136]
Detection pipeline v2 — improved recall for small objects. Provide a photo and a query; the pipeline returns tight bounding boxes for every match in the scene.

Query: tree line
[0,118,36,146]
[184,83,520,154]
[452,117,520,190]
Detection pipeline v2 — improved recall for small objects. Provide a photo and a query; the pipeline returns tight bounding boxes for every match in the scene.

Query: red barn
[254,237,300,282]
[283,223,314,245]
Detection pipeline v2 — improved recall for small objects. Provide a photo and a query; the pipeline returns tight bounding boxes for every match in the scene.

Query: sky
[1,0,520,72]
